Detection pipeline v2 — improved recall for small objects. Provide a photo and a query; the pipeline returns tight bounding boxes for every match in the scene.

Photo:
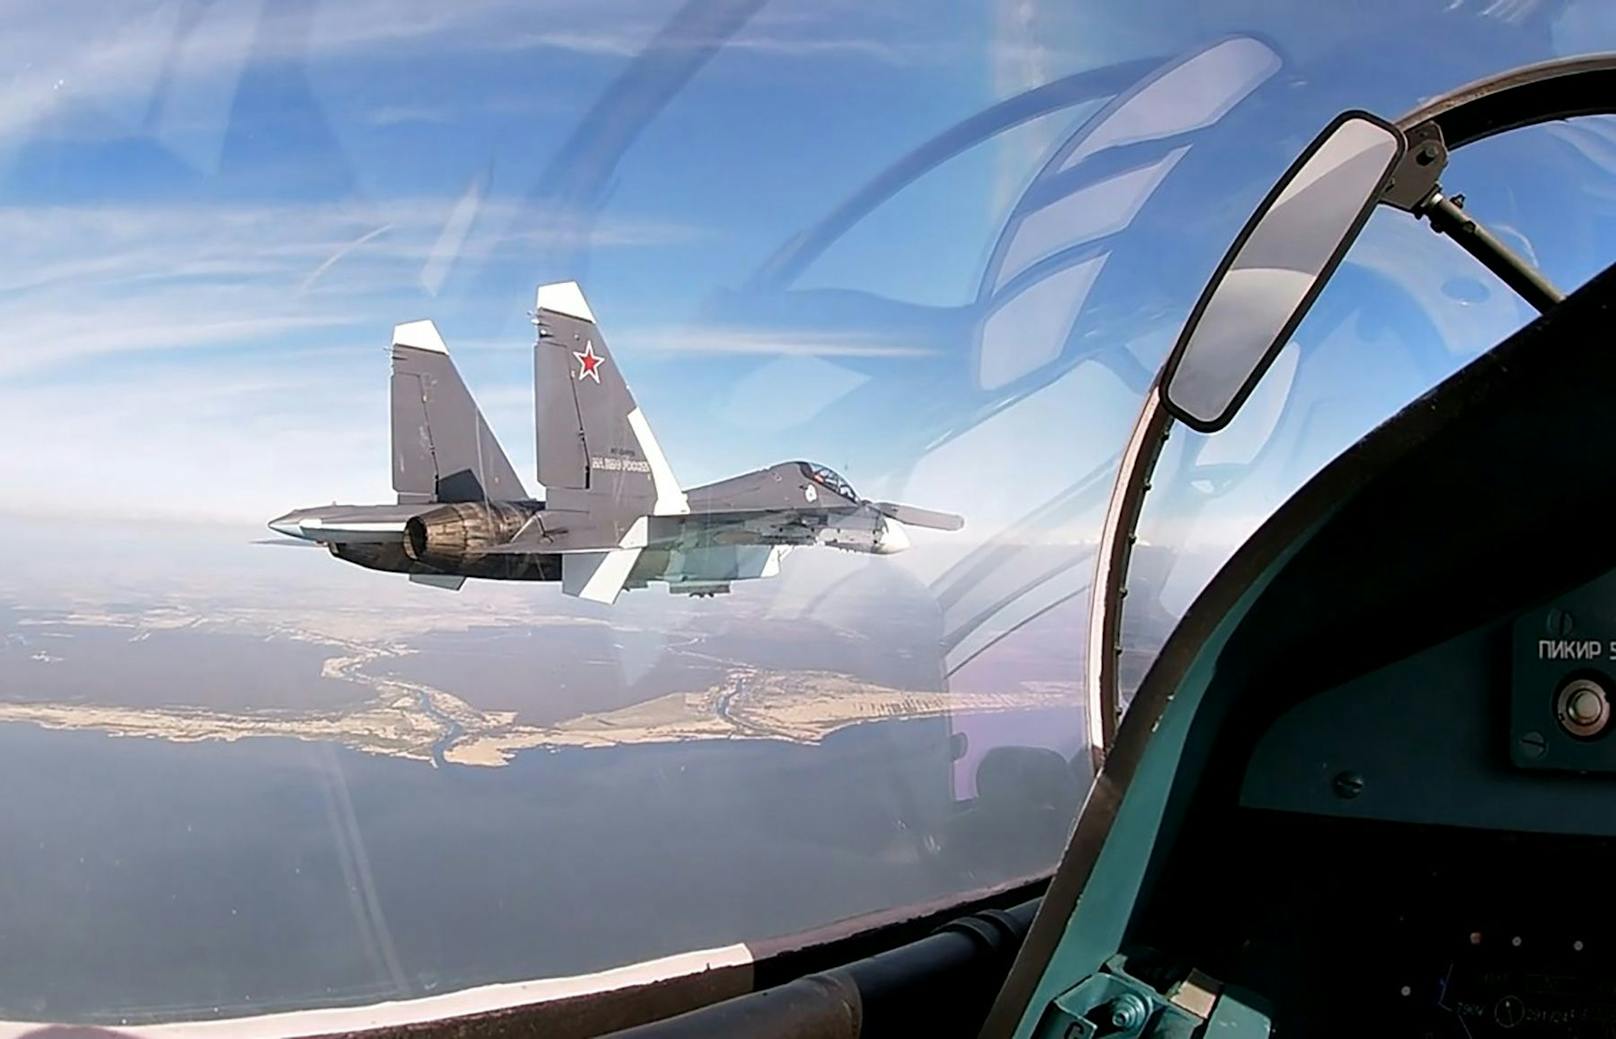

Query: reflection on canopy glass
[0,0,1610,1031]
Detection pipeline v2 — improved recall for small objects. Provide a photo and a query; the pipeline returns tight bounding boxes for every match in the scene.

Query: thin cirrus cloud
[0,0,934,154]
[0,187,699,521]
[0,0,986,527]
[303,0,929,63]
[501,26,915,63]
[0,198,705,377]
[631,326,936,358]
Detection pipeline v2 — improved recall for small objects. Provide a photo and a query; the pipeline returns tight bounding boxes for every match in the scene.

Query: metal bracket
[1387,119,1564,313]
[1421,190,1565,313]
[1033,956,1270,1038]
[1380,120,1448,212]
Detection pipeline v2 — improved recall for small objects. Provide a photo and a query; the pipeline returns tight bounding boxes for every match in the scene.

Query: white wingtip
[536,281,596,324]
[394,319,448,353]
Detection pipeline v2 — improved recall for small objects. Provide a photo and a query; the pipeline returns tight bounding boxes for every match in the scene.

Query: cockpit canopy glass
[1117,107,1616,712]
[801,462,858,501]
[2,1,1609,1031]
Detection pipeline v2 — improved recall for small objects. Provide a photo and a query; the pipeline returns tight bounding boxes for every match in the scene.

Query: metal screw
[1519,731,1547,759]
[1332,771,1364,799]
[1416,142,1440,165]
[1104,993,1149,1031]
[1546,608,1575,637]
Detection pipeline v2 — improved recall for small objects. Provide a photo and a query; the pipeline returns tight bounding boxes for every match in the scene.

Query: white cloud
[306,1,922,64]
[0,191,692,521]
[363,104,459,128]
[630,326,936,358]
[715,355,869,432]
[0,198,702,377]
[0,0,936,159]
[0,363,394,524]
[359,94,568,129]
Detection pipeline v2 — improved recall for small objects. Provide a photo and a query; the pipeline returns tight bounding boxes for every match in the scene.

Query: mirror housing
[1160,111,1406,432]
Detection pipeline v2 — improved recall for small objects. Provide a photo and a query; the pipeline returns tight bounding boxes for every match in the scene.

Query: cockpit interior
[800,462,859,501]
[1080,258,1616,1039]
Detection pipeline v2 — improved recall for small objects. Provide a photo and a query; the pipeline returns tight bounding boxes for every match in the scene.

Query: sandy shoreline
[0,665,1076,767]
[1,607,1078,767]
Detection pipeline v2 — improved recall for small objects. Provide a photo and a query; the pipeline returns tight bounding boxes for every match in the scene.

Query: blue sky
[3,0,1615,562]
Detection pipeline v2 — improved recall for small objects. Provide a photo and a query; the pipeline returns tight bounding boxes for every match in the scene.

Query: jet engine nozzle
[404,501,543,571]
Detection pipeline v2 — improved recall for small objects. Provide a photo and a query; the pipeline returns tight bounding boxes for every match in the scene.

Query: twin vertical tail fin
[386,287,679,604]
[390,320,525,504]
[533,282,686,519]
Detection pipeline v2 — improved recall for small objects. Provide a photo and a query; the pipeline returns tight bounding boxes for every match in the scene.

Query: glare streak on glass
[1057,36,1281,171]
[978,255,1108,388]
[994,146,1189,290]
[793,108,1094,307]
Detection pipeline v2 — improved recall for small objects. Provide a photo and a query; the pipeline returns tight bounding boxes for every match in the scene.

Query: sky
[0,0,1013,523]
[4,0,1616,637]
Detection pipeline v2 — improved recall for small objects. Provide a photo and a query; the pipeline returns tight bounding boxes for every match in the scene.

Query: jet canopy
[799,462,857,501]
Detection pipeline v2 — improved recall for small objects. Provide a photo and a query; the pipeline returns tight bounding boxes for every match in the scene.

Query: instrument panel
[1145,566,1616,1035]
[1512,569,1616,772]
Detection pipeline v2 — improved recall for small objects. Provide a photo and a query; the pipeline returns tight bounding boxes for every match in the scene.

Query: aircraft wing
[560,549,642,603]
[687,496,965,533]
[475,516,653,605]
[872,501,966,531]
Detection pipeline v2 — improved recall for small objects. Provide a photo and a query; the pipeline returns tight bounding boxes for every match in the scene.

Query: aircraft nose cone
[875,518,910,555]
[268,513,305,539]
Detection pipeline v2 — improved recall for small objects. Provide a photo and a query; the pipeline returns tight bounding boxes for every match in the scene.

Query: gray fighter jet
[269,282,964,603]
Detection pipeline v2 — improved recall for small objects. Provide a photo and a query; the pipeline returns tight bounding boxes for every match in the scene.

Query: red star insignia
[574,341,605,383]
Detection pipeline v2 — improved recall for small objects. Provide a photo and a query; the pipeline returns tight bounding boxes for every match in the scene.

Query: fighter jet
[268,282,964,603]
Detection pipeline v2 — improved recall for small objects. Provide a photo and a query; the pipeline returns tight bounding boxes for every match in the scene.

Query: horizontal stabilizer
[873,502,965,531]
[410,573,466,591]
[562,548,642,604]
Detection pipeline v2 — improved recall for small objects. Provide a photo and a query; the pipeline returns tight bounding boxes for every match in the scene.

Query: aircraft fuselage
[268,282,960,603]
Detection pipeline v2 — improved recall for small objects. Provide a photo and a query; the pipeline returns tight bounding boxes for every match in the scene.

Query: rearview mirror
[1160,111,1406,432]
